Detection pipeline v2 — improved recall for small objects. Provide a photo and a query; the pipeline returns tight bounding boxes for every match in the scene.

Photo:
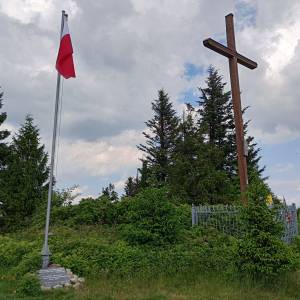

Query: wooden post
[203,13,257,204]
[226,14,248,201]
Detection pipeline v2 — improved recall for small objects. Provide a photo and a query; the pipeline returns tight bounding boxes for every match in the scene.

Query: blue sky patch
[235,0,257,29]
[184,63,204,81]
[178,88,199,105]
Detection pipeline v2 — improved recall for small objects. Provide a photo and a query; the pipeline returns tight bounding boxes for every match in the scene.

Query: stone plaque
[38,267,71,288]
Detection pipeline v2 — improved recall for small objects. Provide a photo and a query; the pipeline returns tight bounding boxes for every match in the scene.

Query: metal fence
[192,203,298,244]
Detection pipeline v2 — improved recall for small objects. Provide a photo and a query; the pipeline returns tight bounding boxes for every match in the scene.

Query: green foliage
[49,196,116,226]
[170,141,236,204]
[16,273,41,296]
[75,197,116,225]
[0,236,35,268]
[12,251,41,277]
[0,115,49,230]
[47,225,237,278]
[0,235,41,278]
[117,188,183,246]
[138,89,179,184]
[124,176,138,197]
[102,183,118,201]
[198,66,233,149]
[235,179,297,280]
[52,185,81,207]
[137,160,152,189]
[169,104,233,204]
[0,89,10,170]
[181,226,237,275]
[0,90,10,226]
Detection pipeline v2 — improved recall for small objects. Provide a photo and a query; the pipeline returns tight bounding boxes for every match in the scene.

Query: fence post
[293,203,298,236]
[192,204,196,226]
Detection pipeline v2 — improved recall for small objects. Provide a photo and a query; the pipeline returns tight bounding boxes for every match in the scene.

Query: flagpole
[41,10,65,269]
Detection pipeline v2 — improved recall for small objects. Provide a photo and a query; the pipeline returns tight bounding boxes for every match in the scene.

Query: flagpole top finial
[62,10,66,15]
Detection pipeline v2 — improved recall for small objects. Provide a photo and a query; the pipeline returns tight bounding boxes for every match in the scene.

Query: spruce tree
[198,66,265,188]
[0,90,10,223]
[124,176,138,197]
[244,116,266,181]
[198,66,233,149]
[0,115,49,229]
[0,90,10,170]
[138,89,179,184]
[102,183,118,201]
[169,105,233,204]
[136,160,152,190]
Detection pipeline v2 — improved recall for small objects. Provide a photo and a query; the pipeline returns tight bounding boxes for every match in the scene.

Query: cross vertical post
[203,13,257,204]
[226,14,248,200]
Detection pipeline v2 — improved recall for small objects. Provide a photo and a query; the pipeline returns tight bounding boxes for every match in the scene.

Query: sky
[0,0,299,205]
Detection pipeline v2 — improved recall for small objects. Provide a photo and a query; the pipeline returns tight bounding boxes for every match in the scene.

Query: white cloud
[250,125,300,145]
[113,178,127,195]
[2,122,16,133]
[271,163,295,173]
[268,178,300,206]
[56,130,141,182]
[0,0,79,28]
[0,0,300,198]
[0,0,51,24]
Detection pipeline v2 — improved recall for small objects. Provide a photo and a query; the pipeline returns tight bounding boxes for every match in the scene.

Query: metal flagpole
[41,10,65,269]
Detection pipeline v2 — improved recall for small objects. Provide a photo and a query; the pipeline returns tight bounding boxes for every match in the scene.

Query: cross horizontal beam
[203,38,257,70]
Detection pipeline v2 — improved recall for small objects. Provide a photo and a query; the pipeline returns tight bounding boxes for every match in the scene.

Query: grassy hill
[1,224,300,300]
[1,188,300,299]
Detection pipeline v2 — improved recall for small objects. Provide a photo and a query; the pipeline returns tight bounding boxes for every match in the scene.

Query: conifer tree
[124,176,138,197]
[244,117,266,181]
[136,160,152,190]
[198,66,265,186]
[0,90,10,170]
[246,136,265,179]
[0,115,49,229]
[138,89,179,184]
[198,66,233,149]
[102,183,118,201]
[169,105,233,204]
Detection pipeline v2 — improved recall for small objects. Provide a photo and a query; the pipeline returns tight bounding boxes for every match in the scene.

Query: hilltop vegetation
[0,185,300,299]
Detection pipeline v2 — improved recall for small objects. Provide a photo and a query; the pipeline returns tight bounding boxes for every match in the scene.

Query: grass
[1,273,300,300]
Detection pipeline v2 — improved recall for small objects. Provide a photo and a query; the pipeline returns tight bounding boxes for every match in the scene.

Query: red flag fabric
[56,15,76,79]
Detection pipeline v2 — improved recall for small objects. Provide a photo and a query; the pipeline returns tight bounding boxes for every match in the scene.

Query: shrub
[0,236,35,268]
[47,196,116,226]
[74,197,116,225]
[118,188,183,246]
[235,178,297,280]
[16,273,41,296]
[12,251,41,277]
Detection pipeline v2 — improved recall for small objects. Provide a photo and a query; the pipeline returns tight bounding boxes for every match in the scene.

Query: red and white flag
[56,14,76,79]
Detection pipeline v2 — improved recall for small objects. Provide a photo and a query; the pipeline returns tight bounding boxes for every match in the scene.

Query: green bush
[0,236,35,268]
[117,188,183,246]
[0,223,239,280]
[0,236,41,278]
[12,251,41,277]
[49,196,116,226]
[235,179,297,280]
[16,273,41,296]
[74,197,116,225]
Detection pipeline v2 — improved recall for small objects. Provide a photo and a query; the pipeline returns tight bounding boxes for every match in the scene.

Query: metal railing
[192,203,298,244]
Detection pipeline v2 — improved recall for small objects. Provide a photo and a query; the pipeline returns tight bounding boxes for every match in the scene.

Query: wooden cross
[203,13,257,204]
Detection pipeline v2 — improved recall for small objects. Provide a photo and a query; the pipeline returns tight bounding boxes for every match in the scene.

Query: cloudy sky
[0,0,299,204]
